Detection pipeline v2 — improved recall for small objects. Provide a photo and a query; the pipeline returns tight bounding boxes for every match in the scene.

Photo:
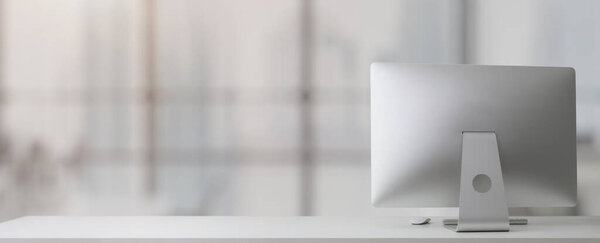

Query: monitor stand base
[443,218,528,227]
[445,132,518,232]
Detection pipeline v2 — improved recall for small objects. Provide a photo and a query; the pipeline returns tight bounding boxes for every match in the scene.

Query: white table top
[0,216,598,242]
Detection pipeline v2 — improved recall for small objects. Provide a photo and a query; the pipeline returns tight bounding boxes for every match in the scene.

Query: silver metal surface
[443,218,528,226]
[371,63,577,208]
[454,132,509,232]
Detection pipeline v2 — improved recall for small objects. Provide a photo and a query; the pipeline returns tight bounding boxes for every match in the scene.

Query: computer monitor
[370,63,577,232]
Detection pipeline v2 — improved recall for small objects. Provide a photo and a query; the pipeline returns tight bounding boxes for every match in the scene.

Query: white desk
[0,216,598,242]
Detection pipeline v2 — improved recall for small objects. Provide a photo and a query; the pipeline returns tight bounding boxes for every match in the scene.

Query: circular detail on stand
[472,174,492,193]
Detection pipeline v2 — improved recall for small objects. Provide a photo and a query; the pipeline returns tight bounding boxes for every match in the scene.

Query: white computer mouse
[409,217,431,225]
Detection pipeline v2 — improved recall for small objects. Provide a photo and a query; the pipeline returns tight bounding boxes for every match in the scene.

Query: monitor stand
[443,131,527,232]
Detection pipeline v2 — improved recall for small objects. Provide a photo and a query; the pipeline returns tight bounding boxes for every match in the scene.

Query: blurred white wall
[154,0,303,215]
[0,0,598,221]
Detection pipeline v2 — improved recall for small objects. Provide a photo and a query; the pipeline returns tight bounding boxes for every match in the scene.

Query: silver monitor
[370,63,577,232]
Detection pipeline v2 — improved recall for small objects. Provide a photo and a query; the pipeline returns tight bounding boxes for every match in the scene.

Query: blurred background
[0,0,599,221]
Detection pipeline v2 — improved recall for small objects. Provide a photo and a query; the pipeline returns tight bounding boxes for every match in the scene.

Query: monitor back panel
[370,63,576,207]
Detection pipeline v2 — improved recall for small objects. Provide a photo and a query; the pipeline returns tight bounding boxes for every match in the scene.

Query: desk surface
[0,216,598,242]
